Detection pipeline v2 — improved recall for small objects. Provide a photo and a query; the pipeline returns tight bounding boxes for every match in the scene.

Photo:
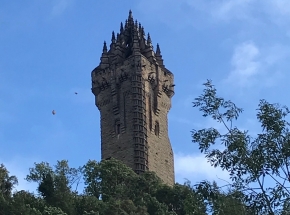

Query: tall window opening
[155,121,159,136]
[115,120,121,135]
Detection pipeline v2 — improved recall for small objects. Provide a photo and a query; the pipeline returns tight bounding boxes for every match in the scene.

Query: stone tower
[91,10,175,186]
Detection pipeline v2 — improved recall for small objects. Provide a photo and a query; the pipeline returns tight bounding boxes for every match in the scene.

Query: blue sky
[1,0,290,192]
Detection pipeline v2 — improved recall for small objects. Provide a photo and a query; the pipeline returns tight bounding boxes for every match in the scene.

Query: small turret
[100,41,109,68]
[125,19,128,29]
[111,31,116,44]
[139,26,146,50]
[129,9,133,19]
[143,33,155,62]
[116,33,120,44]
[147,33,152,47]
[110,31,116,51]
[128,10,134,27]
[155,43,164,68]
[120,22,124,33]
[102,41,107,53]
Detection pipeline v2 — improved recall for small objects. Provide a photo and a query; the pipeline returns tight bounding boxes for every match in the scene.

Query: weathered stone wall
[142,56,175,185]
[91,11,175,186]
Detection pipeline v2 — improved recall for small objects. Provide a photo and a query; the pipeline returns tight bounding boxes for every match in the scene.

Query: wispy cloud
[51,0,72,17]
[224,41,287,89]
[225,41,260,87]
[207,0,255,22]
[138,0,290,29]
[174,153,230,185]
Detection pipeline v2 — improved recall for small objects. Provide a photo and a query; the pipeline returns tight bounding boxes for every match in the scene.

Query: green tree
[8,190,44,215]
[74,195,103,215]
[192,80,290,214]
[42,206,67,215]
[0,164,18,198]
[83,158,137,202]
[25,160,81,215]
[154,181,207,215]
[0,164,18,215]
[196,180,249,215]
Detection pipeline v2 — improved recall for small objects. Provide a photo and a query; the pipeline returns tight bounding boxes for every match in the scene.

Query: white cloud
[138,0,290,29]
[174,153,230,185]
[209,0,255,22]
[225,41,260,87]
[264,0,290,25]
[269,0,290,15]
[224,41,287,89]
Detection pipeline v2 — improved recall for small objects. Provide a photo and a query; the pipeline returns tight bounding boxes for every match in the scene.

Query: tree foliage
[192,80,290,215]
[0,159,208,214]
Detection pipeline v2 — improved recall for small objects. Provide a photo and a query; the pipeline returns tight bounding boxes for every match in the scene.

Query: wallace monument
[91,10,175,186]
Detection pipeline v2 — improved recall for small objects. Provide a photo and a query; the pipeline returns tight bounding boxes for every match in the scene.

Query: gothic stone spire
[96,10,169,69]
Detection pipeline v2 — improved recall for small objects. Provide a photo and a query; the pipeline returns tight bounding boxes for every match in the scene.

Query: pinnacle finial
[141,27,145,37]
[156,43,161,55]
[128,10,134,26]
[103,41,107,53]
[125,19,128,29]
[116,33,120,43]
[120,22,124,33]
[111,31,116,43]
[129,9,133,19]
[147,33,152,45]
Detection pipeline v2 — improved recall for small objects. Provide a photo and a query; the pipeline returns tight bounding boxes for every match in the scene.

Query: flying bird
[52,110,56,115]
[74,92,78,95]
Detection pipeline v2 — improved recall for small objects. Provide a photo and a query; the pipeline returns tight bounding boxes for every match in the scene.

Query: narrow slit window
[155,121,159,136]
[117,124,120,134]
[115,120,121,135]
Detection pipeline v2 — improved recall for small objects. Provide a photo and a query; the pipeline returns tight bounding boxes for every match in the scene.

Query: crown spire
[129,9,133,19]
[128,10,134,26]
[97,10,170,67]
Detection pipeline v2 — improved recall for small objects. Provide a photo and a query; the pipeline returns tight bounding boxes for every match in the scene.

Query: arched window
[155,121,159,136]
